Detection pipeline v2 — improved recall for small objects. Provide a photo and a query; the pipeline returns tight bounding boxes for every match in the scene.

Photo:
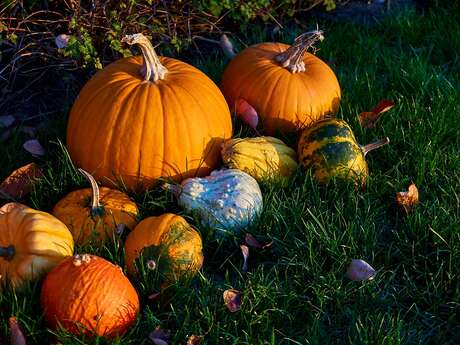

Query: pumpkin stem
[274,29,324,73]
[162,183,183,198]
[361,137,390,157]
[78,168,105,217]
[122,33,168,82]
[0,245,15,261]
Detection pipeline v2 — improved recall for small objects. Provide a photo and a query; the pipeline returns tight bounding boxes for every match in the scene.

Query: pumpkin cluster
[1,28,391,341]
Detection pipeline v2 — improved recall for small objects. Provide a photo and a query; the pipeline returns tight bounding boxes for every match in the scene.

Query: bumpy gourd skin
[222,136,298,182]
[298,119,368,184]
[124,214,203,282]
[53,187,138,246]
[176,169,263,236]
[0,203,74,289]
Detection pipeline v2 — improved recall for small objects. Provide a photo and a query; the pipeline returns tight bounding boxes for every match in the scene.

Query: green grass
[1,6,460,345]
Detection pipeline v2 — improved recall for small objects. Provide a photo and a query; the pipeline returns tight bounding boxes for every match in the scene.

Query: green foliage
[2,0,340,69]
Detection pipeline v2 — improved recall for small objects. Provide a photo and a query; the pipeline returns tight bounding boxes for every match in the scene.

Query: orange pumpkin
[41,254,139,338]
[220,30,341,134]
[67,33,232,191]
[124,214,203,283]
[52,169,138,246]
[0,203,74,289]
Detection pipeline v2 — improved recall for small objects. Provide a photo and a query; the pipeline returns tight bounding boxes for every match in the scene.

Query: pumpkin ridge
[113,83,146,183]
[99,81,142,176]
[69,79,139,159]
[171,81,221,174]
[258,68,287,130]
[76,80,139,174]
[134,82,152,182]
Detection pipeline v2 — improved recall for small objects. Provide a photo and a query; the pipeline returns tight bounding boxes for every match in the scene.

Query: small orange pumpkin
[221,30,341,134]
[67,33,232,190]
[124,214,203,283]
[52,169,139,246]
[0,203,74,289]
[41,254,139,338]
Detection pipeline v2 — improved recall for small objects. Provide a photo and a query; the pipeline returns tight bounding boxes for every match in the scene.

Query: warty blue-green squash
[163,169,263,237]
[298,118,389,185]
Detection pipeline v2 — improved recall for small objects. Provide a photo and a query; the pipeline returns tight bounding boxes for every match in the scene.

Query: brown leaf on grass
[0,203,27,214]
[23,139,45,157]
[235,99,258,130]
[149,326,170,345]
[346,259,376,281]
[148,292,161,301]
[219,34,236,59]
[187,335,203,345]
[240,245,249,273]
[245,233,273,249]
[396,183,419,214]
[0,115,15,128]
[0,163,43,199]
[9,317,26,345]
[223,289,242,312]
[358,99,395,128]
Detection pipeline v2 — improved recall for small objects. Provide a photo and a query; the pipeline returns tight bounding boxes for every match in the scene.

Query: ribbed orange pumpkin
[41,254,139,338]
[124,214,203,283]
[0,203,74,290]
[67,33,232,191]
[221,30,341,134]
[53,169,139,246]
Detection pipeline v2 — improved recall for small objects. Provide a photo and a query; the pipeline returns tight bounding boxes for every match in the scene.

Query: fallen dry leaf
[240,245,249,273]
[223,289,242,312]
[0,163,43,199]
[9,317,26,345]
[0,115,15,128]
[245,233,273,249]
[346,259,376,281]
[148,292,161,301]
[235,99,258,130]
[187,335,203,345]
[149,326,170,345]
[0,203,27,214]
[23,139,45,157]
[396,183,419,214]
[220,34,236,59]
[55,34,70,49]
[358,99,395,128]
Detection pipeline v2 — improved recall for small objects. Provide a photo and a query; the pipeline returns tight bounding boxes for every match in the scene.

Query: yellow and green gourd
[298,118,389,185]
[221,136,298,182]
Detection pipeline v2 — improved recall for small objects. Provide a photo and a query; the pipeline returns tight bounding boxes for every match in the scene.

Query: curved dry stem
[78,168,105,216]
[274,29,324,73]
[122,33,168,82]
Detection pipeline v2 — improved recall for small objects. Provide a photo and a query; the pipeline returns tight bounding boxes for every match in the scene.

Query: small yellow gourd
[221,136,298,182]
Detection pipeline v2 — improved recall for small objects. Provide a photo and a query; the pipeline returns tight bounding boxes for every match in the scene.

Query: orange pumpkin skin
[0,203,74,289]
[52,187,138,246]
[221,42,341,134]
[41,254,139,338]
[67,54,232,191]
[124,214,203,282]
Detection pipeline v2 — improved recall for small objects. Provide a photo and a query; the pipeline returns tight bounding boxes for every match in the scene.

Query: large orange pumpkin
[67,33,232,191]
[220,30,341,134]
[41,254,139,338]
[0,203,74,290]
